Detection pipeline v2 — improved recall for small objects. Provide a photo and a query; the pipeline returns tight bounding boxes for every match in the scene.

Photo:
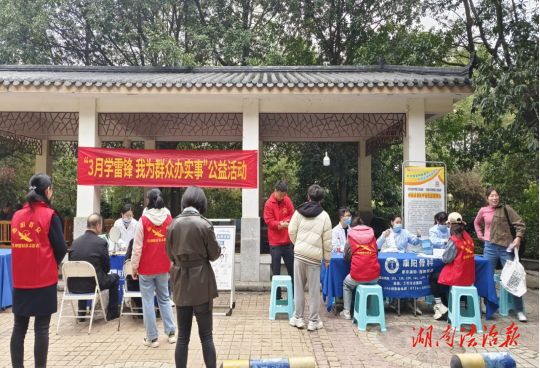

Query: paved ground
[0,283,538,368]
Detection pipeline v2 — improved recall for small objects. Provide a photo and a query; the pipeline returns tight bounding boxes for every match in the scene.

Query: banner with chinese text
[78,147,258,188]
[403,166,445,235]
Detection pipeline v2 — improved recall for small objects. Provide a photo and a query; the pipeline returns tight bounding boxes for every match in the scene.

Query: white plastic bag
[380,233,399,253]
[500,248,527,297]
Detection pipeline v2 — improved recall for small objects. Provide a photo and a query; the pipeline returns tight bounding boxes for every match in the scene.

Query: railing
[0,221,12,249]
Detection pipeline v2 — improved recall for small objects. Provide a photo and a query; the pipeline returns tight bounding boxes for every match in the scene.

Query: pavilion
[0,60,474,285]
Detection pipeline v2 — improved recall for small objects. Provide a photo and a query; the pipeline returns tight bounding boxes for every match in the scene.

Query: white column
[35,140,53,176]
[404,99,426,164]
[358,140,373,224]
[143,140,156,206]
[241,99,260,282]
[75,99,101,239]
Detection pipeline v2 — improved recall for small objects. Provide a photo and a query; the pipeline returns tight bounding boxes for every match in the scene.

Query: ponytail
[146,188,164,210]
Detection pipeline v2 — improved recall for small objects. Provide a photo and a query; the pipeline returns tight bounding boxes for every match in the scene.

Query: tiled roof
[0,62,473,89]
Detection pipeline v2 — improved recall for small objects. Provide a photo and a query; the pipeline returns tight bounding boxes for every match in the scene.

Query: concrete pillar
[241,99,260,282]
[143,140,156,206]
[404,99,426,164]
[75,99,101,239]
[358,140,373,224]
[35,140,53,176]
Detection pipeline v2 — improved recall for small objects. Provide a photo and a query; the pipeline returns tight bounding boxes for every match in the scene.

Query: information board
[210,226,236,291]
[403,166,446,236]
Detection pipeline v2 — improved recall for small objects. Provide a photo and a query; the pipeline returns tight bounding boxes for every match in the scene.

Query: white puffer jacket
[288,202,332,266]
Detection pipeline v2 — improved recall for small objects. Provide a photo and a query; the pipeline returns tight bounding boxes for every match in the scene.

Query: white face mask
[123,218,132,223]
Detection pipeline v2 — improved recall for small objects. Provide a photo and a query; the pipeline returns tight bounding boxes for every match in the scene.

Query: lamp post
[447,193,453,213]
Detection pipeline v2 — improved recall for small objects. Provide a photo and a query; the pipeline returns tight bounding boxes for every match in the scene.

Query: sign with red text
[78,147,258,188]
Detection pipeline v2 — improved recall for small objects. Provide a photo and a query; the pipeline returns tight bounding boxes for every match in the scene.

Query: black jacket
[67,230,110,293]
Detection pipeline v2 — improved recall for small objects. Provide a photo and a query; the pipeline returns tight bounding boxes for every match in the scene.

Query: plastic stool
[353,284,386,332]
[447,286,482,334]
[269,276,294,320]
[494,274,524,317]
[425,295,434,305]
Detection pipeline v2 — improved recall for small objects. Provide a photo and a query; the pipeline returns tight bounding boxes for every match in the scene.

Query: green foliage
[0,153,35,208]
[102,186,144,220]
[202,188,242,219]
[371,144,402,221]
[514,184,539,260]
[52,156,78,220]
[262,144,299,203]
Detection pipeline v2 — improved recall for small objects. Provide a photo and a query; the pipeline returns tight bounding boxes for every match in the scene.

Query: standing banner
[402,163,446,237]
[209,222,236,316]
[78,147,258,189]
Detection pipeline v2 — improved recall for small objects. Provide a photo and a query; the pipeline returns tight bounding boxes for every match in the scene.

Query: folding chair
[118,260,145,331]
[57,261,108,335]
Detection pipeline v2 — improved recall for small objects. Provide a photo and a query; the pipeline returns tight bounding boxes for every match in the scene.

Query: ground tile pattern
[0,286,538,368]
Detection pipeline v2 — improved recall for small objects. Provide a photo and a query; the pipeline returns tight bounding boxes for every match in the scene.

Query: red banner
[77,147,258,188]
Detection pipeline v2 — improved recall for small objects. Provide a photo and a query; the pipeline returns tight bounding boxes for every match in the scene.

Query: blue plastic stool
[447,286,482,334]
[425,295,434,305]
[494,274,524,317]
[353,284,386,332]
[269,276,294,320]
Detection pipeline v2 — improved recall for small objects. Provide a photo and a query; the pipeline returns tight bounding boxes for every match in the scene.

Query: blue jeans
[343,275,379,312]
[139,273,176,340]
[483,241,524,312]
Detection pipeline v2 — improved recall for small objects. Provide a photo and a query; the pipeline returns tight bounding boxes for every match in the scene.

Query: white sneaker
[517,312,527,322]
[307,320,324,331]
[289,317,305,329]
[143,337,159,348]
[407,301,423,315]
[340,310,351,320]
[433,304,448,320]
[481,304,486,314]
[167,331,176,344]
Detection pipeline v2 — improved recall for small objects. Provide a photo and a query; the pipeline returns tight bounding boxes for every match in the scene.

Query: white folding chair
[57,261,108,335]
[118,260,144,331]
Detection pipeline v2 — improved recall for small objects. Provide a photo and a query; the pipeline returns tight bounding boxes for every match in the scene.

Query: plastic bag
[380,233,399,253]
[500,248,527,297]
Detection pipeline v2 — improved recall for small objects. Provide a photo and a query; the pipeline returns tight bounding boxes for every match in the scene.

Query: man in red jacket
[264,180,295,299]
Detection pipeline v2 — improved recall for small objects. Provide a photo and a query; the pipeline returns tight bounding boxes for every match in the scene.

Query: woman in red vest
[131,189,176,348]
[340,217,380,319]
[429,212,476,320]
[10,173,67,368]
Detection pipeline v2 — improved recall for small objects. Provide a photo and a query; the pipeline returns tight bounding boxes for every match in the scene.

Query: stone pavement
[0,285,538,368]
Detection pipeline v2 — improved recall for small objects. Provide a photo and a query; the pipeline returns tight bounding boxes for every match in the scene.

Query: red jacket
[11,202,58,289]
[348,226,380,282]
[439,231,476,286]
[138,215,173,275]
[264,193,294,246]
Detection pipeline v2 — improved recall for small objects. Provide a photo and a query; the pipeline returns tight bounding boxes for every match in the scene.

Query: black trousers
[126,276,143,311]
[429,273,448,307]
[78,274,120,316]
[270,243,295,299]
[175,302,216,368]
[11,314,51,368]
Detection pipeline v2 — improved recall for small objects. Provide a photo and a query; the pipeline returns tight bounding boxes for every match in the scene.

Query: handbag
[504,205,525,259]
[500,248,527,297]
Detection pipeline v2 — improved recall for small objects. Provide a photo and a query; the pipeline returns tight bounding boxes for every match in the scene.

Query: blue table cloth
[321,252,499,319]
[0,249,13,309]
[109,254,126,303]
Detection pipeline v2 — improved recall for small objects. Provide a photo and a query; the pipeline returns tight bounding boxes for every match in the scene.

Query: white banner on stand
[208,221,236,316]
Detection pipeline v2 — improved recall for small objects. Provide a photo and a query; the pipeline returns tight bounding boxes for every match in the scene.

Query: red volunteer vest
[138,215,173,275]
[348,229,380,282]
[11,202,57,289]
[438,231,476,286]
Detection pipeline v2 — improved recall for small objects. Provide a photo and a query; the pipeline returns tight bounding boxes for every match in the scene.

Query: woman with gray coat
[165,185,221,368]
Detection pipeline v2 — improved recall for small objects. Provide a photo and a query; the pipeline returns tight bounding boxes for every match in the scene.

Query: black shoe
[78,318,86,323]
[276,295,283,300]
[107,310,120,321]
[155,310,161,319]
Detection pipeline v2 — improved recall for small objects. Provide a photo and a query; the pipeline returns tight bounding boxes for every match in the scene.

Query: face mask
[393,224,402,232]
[345,217,351,226]
[438,224,448,231]
[123,218,132,223]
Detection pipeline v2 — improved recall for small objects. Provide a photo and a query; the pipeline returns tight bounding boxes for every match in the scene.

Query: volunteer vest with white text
[138,215,173,275]
[11,202,57,289]
[348,229,380,282]
[438,231,475,286]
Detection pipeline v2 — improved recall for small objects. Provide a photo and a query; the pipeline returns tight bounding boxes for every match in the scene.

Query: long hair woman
[131,189,176,347]
[166,185,221,368]
[10,173,67,368]
[474,187,526,322]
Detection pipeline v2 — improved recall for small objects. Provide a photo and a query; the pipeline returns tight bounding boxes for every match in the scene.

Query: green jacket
[490,204,526,247]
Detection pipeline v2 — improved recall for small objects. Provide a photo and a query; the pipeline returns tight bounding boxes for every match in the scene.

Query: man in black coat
[68,213,120,321]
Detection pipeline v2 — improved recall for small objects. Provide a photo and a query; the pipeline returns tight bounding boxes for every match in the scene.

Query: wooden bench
[0,221,11,249]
